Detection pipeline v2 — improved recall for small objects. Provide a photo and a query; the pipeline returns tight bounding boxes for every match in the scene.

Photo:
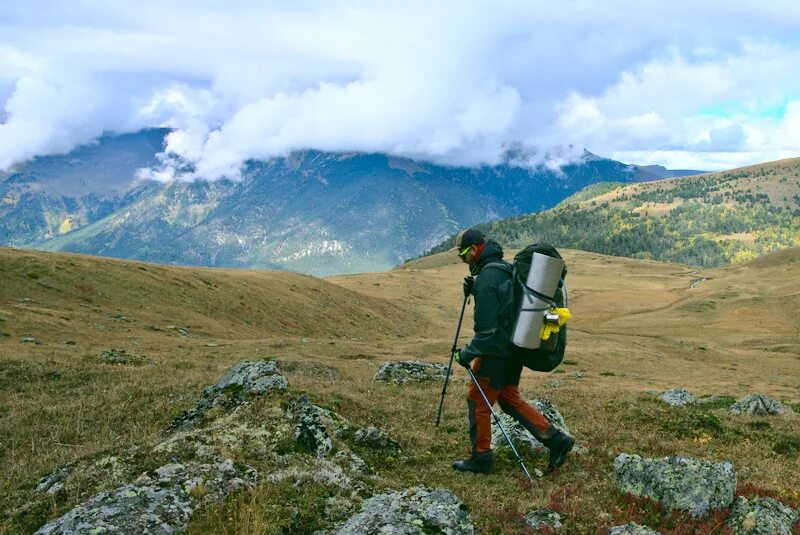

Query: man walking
[452,228,574,474]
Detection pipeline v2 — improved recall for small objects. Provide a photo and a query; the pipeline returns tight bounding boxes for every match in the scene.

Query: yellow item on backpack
[540,307,572,341]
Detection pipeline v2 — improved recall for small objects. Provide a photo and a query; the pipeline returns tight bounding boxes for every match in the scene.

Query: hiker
[452,228,574,474]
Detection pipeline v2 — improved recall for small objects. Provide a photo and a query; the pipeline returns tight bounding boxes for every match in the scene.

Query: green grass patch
[773,435,800,456]
[186,479,332,535]
[697,395,737,410]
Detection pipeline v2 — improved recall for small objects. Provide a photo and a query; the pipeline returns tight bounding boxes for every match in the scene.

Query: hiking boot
[452,456,494,474]
[544,431,574,472]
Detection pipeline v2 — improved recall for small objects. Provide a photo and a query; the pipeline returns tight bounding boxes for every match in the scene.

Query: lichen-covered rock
[171,360,287,429]
[659,388,696,407]
[614,454,735,516]
[285,394,351,437]
[730,394,788,416]
[524,508,562,530]
[608,523,661,535]
[726,496,799,535]
[35,458,256,535]
[285,394,353,457]
[98,348,149,365]
[335,486,473,534]
[155,419,283,461]
[492,399,571,455]
[354,427,403,457]
[35,465,76,496]
[374,360,448,384]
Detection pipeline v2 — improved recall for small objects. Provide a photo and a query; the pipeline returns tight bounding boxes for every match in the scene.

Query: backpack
[485,244,569,372]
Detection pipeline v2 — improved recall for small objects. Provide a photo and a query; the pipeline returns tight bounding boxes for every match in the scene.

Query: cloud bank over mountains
[1,1,800,179]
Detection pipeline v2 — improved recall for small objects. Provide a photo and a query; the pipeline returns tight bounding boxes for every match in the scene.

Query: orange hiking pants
[467,357,553,457]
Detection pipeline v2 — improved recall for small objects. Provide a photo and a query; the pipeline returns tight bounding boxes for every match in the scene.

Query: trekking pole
[435,293,469,426]
[466,366,534,484]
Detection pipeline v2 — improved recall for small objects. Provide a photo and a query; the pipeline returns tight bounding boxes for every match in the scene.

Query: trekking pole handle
[466,367,534,484]
[435,293,469,427]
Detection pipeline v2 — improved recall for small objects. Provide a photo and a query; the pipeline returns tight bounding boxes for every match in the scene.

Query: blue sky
[1,1,799,178]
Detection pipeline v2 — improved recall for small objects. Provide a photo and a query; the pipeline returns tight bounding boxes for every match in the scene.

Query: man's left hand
[454,349,471,369]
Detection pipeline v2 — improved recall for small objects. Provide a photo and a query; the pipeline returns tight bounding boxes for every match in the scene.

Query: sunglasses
[458,246,471,257]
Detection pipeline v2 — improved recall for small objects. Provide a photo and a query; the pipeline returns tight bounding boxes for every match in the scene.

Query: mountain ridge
[421,157,800,267]
[0,130,699,275]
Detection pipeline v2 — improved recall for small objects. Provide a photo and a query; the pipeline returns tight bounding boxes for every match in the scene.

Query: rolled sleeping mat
[512,252,565,349]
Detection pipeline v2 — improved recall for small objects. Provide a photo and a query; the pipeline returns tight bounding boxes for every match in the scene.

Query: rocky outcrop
[335,486,473,535]
[614,454,736,516]
[730,394,790,416]
[374,360,448,384]
[659,388,696,407]
[171,360,287,429]
[35,458,255,535]
[608,523,661,535]
[726,496,799,535]
[524,508,562,530]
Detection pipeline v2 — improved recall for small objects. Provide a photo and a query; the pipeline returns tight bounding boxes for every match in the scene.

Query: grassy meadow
[0,245,798,533]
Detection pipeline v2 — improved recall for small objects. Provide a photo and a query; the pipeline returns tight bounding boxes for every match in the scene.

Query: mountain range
[1,129,701,275]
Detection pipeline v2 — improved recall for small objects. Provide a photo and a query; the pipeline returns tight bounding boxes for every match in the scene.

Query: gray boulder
[492,399,571,455]
[524,508,562,530]
[374,361,448,384]
[336,486,473,534]
[730,394,788,416]
[35,458,255,535]
[726,496,799,535]
[354,427,403,457]
[171,360,287,429]
[614,454,736,516]
[608,523,661,534]
[659,388,696,407]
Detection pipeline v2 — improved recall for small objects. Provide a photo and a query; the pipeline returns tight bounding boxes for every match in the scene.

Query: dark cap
[455,228,485,250]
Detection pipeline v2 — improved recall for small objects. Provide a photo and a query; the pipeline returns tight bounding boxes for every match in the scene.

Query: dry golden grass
[1,245,798,533]
[575,157,800,211]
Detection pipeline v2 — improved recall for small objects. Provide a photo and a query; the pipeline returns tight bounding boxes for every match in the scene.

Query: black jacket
[460,239,515,362]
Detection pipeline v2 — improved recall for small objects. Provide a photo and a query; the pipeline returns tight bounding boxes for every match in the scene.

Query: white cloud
[2,1,800,175]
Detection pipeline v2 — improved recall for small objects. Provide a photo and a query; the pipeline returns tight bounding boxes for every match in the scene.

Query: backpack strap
[482,261,513,276]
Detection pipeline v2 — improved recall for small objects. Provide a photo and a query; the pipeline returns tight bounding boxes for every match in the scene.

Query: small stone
[659,388,696,407]
[524,508,562,530]
[608,523,661,534]
[21,336,42,345]
[374,360,448,384]
[573,371,586,379]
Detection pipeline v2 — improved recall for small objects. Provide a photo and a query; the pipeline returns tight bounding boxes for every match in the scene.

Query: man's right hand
[463,276,475,297]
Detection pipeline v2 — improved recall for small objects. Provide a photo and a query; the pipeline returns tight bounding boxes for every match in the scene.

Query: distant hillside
[1,130,687,275]
[423,158,800,267]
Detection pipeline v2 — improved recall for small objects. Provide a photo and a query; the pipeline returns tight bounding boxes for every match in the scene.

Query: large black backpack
[485,244,568,372]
